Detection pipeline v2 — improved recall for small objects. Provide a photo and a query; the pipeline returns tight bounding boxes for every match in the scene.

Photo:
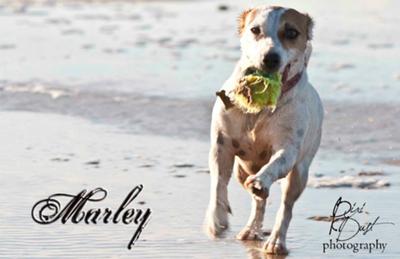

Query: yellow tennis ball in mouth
[233,69,282,114]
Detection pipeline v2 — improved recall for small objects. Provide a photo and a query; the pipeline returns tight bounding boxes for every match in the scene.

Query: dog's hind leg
[205,137,235,237]
[235,164,266,240]
[263,163,309,255]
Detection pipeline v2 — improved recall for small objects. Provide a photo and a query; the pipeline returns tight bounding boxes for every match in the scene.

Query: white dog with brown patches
[205,6,323,255]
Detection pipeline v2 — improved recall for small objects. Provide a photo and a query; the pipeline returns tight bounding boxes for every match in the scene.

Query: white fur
[205,6,323,255]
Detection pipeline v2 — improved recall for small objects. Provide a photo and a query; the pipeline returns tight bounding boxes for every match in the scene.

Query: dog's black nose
[263,52,280,71]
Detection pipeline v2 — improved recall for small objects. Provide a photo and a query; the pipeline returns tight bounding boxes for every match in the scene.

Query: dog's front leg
[244,145,299,255]
[244,145,298,200]
[263,164,308,255]
[205,134,234,237]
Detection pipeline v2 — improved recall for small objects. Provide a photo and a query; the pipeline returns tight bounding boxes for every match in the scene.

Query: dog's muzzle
[262,52,280,73]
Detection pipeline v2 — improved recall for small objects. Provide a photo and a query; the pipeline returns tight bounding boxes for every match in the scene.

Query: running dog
[205,5,323,255]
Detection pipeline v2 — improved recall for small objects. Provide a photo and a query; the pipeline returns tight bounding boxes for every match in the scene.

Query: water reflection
[241,240,288,259]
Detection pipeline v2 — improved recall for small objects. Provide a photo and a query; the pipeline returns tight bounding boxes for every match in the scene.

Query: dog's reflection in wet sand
[241,240,288,259]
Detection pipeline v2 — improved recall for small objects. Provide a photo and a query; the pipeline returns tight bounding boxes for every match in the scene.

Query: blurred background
[0,1,399,258]
[0,0,399,138]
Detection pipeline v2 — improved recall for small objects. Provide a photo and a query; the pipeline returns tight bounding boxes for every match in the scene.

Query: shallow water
[0,0,399,150]
[0,0,399,258]
[0,112,398,258]
[0,0,399,101]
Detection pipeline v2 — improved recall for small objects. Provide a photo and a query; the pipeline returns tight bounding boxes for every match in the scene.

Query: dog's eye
[285,28,299,40]
[250,26,261,35]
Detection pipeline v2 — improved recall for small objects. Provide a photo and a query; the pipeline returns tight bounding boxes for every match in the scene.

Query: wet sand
[0,0,399,258]
[0,111,399,258]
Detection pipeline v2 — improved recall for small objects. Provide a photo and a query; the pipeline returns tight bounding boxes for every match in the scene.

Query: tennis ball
[233,69,282,113]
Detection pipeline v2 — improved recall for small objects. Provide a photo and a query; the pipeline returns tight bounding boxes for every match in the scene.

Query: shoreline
[1,0,399,257]
[1,89,399,158]
[0,110,398,258]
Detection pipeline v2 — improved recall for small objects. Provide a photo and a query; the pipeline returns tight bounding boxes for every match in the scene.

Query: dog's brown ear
[305,14,314,40]
[238,9,252,35]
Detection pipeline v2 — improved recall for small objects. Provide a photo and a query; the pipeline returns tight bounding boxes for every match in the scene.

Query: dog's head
[238,6,313,77]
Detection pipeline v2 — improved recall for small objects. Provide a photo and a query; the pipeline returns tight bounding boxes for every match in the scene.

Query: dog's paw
[204,207,229,238]
[244,175,269,200]
[263,235,288,255]
[236,226,263,240]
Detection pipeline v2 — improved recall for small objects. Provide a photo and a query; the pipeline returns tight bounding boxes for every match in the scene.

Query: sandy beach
[0,0,399,258]
[1,111,398,258]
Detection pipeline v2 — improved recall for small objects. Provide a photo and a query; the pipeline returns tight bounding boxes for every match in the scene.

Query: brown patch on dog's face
[278,9,313,51]
[238,9,259,35]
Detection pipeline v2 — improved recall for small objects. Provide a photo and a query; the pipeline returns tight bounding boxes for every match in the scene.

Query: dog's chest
[223,110,274,172]
[231,130,273,173]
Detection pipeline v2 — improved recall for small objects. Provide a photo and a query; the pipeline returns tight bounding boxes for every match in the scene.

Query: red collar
[281,64,303,95]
